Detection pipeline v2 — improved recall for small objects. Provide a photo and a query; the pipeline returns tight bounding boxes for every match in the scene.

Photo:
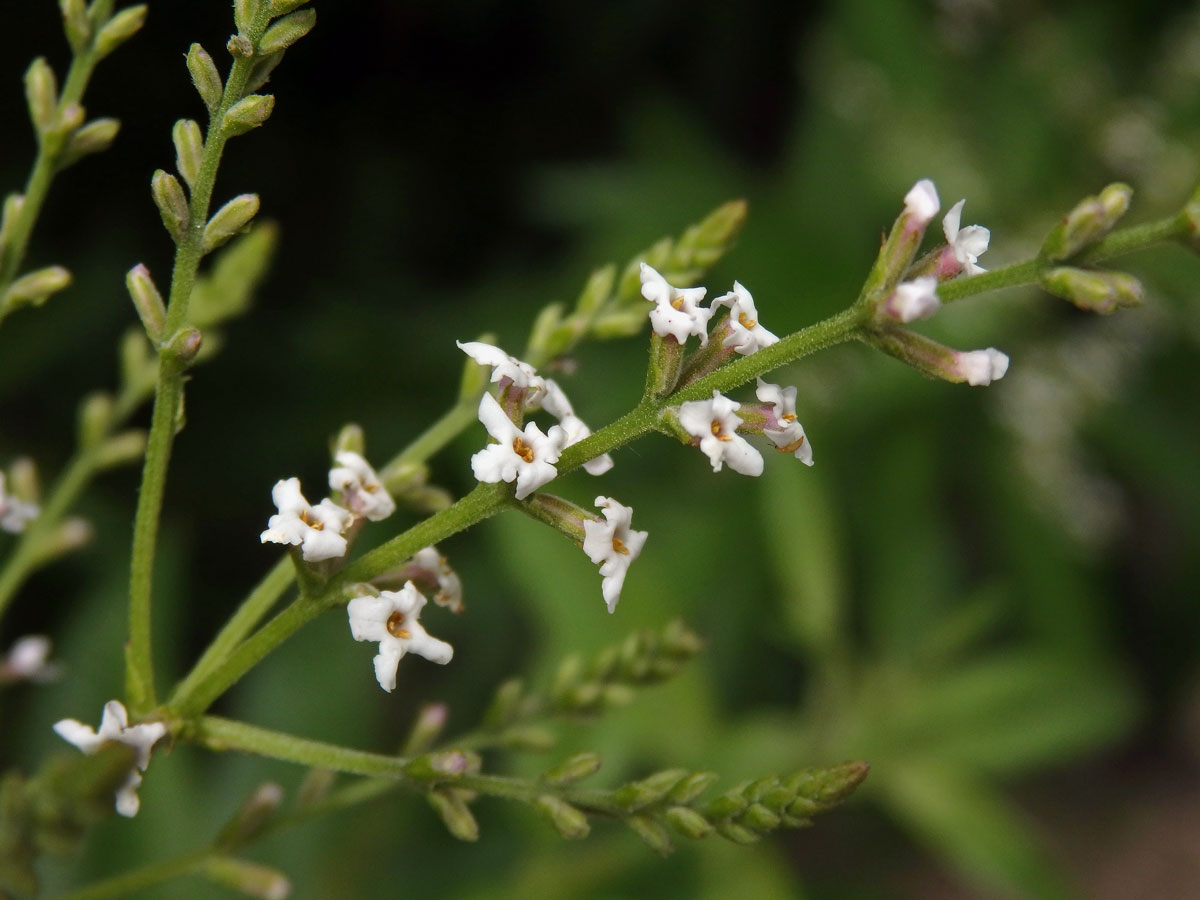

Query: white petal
[943,198,965,243]
[905,179,940,226]
[373,646,403,693]
[477,393,518,443]
[53,718,103,753]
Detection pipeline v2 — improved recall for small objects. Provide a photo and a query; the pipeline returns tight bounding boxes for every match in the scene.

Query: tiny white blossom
[328,451,396,521]
[885,276,941,323]
[582,496,648,613]
[457,340,546,405]
[260,478,351,562]
[755,379,814,466]
[410,546,464,613]
[0,635,60,683]
[346,582,453,692]
[677,390,764,477]
[712,281,779,355]
[53,700,167,816]
[904,179,941,228]
[943,199,990,275]
[541,379,614,476]
[956,348,1010,386]
[640,263,713,346]
[0,471,39,534]
[471,393,566,500]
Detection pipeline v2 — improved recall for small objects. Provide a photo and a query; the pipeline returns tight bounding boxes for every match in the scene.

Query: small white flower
[0,635,61,683]
[677,390,764,476]
[712,281,779,355]
[582,496,648,613]
[541,380,614,476]
[457,340,546,405]
[53,700,167,817]
[471,393,566,500]
[328,451,396,522]
[956,348,1010,386]
[885,276,941,323]
[0,471,39,534]
[410,546,464,613]
[260,478,351,562]
[755,379,814,466]
[943,199,990,275]
[640,263,713,346]
[346,582,453,692]
[904,179,941,228]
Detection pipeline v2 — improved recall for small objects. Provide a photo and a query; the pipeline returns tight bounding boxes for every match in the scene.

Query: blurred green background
[3,0,1200,897]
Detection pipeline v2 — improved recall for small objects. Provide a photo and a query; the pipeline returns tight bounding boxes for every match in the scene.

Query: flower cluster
[0,470,39,534]
[53,701,167,817]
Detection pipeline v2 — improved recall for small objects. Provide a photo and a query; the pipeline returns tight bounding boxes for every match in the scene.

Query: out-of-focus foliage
[2,0,1199,897]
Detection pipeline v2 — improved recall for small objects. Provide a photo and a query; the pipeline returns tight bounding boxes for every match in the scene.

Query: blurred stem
[125,6,273,716]
[0,0,117,324]
[46,851,214,900]
[382,394,478,479]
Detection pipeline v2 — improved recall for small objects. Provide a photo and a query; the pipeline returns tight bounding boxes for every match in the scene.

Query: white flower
[53,700,167,817]
[956,348,1010,386]
[677,390,764,476]
[885,276,941,323]
[457,340,546,406]
[712,281,779,355]
[943,199,990,275]
[640,263,713,346]
[470,393,565,500]
[582,496,648,613]
[0,635,60,683]
[410,546,464,613]
[755,379,814,466]
[328,451,396,522]
[904,179,941,228]
[260,478,351,561]
[346,582,453,692]
[541,379,614,476]
[0,471,39,534]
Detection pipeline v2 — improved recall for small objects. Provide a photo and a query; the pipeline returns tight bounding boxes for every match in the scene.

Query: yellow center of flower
[711,419,732,442]
[737,312,757,329]
[299,510,323,530]
[512,437,535,463]
[776,435,806,453]
[671,295,686,310]
[386,611,411,639]
[611,536,630,555]
[782,413,796,422]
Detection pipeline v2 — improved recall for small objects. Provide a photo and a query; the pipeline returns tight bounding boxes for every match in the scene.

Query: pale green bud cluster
[1041,183,1133,262]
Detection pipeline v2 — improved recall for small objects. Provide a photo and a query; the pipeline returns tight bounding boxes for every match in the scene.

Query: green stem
[383,396,478,477]
[46,851,215,900]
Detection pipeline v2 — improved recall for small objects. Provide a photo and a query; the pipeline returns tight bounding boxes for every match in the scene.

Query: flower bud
[7,457,40,502]
[739,802,781,832]
[332,422,365,456]
[683,198,749,270]
[216,782,284,848]
[402,703,449,756]
[868,328,1009,387]
[187,44,223,116]
[1041,266,1143,315]
[626,813,673,855]
[59,118,120,169]
[151,170,190,243]
[125,263,167,341]
[203,856,291,900]
[1041,182,1133,261]
[60,0,91,51]
[646,331,685,398]
[526,302,566,360]
[78,392,114,448]
[24,58,58,134]
[611,769,688,813]
[878,276,940,324]
[576,264,616,315]
[259,9,317,54]
[704,788,749,820]
[664,805,714,839]
[525,493,590,544]
[96,430,148,469]
[3,266,71,310]
[227,34,255,58]
[498,726,556,752]
[482,678,524,729]
[0,194,25,253]
[270,0,312,18]
[203,194,260,253]
[590,306,647,338]
[403,749,478,783]
[716,821,760,844]
[782,760,871,813]
[428,789,479,842]
[173,119,205,189]
[542,752,603,787]
[120,328,157,392]
[222,94,274,136]
[94,6,148,62]
[533,794,590,840]
[33,517,93,564]
[667,771,718,805]
[163,326,204,362]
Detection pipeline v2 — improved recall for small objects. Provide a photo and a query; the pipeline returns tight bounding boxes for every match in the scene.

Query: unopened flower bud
[120,328,157,392]
[126,263,167,340]
[716,821,760,844]
[187,43,223,116]
[78,392,114,448]
[7,457,40,502]
[173,119,205,189]
[782,760,870,813]
[482,678,524,729]
[704,788,749,820]
[739,802,781,832]
[294,768,335,809]
[879,276,940,323]
[533,794,590,840]
[3,265,71,310]
[234,0,257,33]
[427,789,479,842]
[1041,182,1133,261]
[152,170,190,243]
[667,771,719,805]
[271,0,312,15]
[402,703,449,756]
[217,782,284,848]
[95,5,148,61]
[627,813,673,855]
[499,725,556,752]
[37,517,93,561]
[203,856,291,900]
[222,94,274,136]
[24,58,57,134]
[542,752,603,787]
[164,326,203,361]
[403,749,478,783]
[259,9,317,54]
[51,102,86,139]
[227,34,255,58]
[0,194,25,252]
[868,328,1009,387]
[664,805,714,839]
[332,423,365,456]
[1041,266,1143,315]
[96,430,148,469]
[612,769,689,812]
[575,264,616,315]
[59,118,120,169]
[60,0,91,50]
[203,194,260,253]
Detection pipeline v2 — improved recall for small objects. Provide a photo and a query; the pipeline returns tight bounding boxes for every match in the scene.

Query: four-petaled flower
[53,700,167,817]
[471,393,566,500]
[458,340,546,406]
[677,390,764,476]
[328,451,396,522]
[884,276,941,323]
[755,379,814,466]
[260,477,351,561]
[0,471,39,534]
[712,281,779,355]
[582,496,648,613]
[541,379,614,475]
[904,179,941,228]
[347,582,454,692]
[943,199,990,276]
[640,263,713,346]
[955,348,1009,386]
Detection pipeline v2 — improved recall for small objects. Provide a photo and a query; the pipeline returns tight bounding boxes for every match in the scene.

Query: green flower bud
[739,802,781,832]
[667,771,719,805]
[7,457,40,502]
[533,794,590,840]
[245,50,287,94]
[542,752,603,787]
[173,119,205,189]
[3,265,71,310]
[676,197,749,271]
[259,8,316,54]
[151,169,189,243]
[163,326,204,362]
[664,805,714,839]
[576,264,616,315]
[611,769,688,813]
[94,5,148,61]
[186,43,223,116]
[482,678,524,729]
[203,856,291,900]
[203,194,260,254]
[499,726,556,752]
[222,94,275,136]
[782,760,870,814]
[126,263,167,341]
[78,392,114,448]
[96,430,148,469]
[32,517,93,565]
[1041,182,1134,261]
[60,0,91,51]
[716,821,760,844]
[59,118,120,169]
[216,782,284,848]
[590,306,647,338]
[403,750,478,783]
[704,788,749,820]
[428,789,479,842]
[25,58,58,134]
[227,34,255,58]
[119,329,157,394]
[626,814,673,855]
[1041,267,1143,315]
[645,331,685,398]
[526,302,565,359]
[270,0,311,16]
[0,193,25,253]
